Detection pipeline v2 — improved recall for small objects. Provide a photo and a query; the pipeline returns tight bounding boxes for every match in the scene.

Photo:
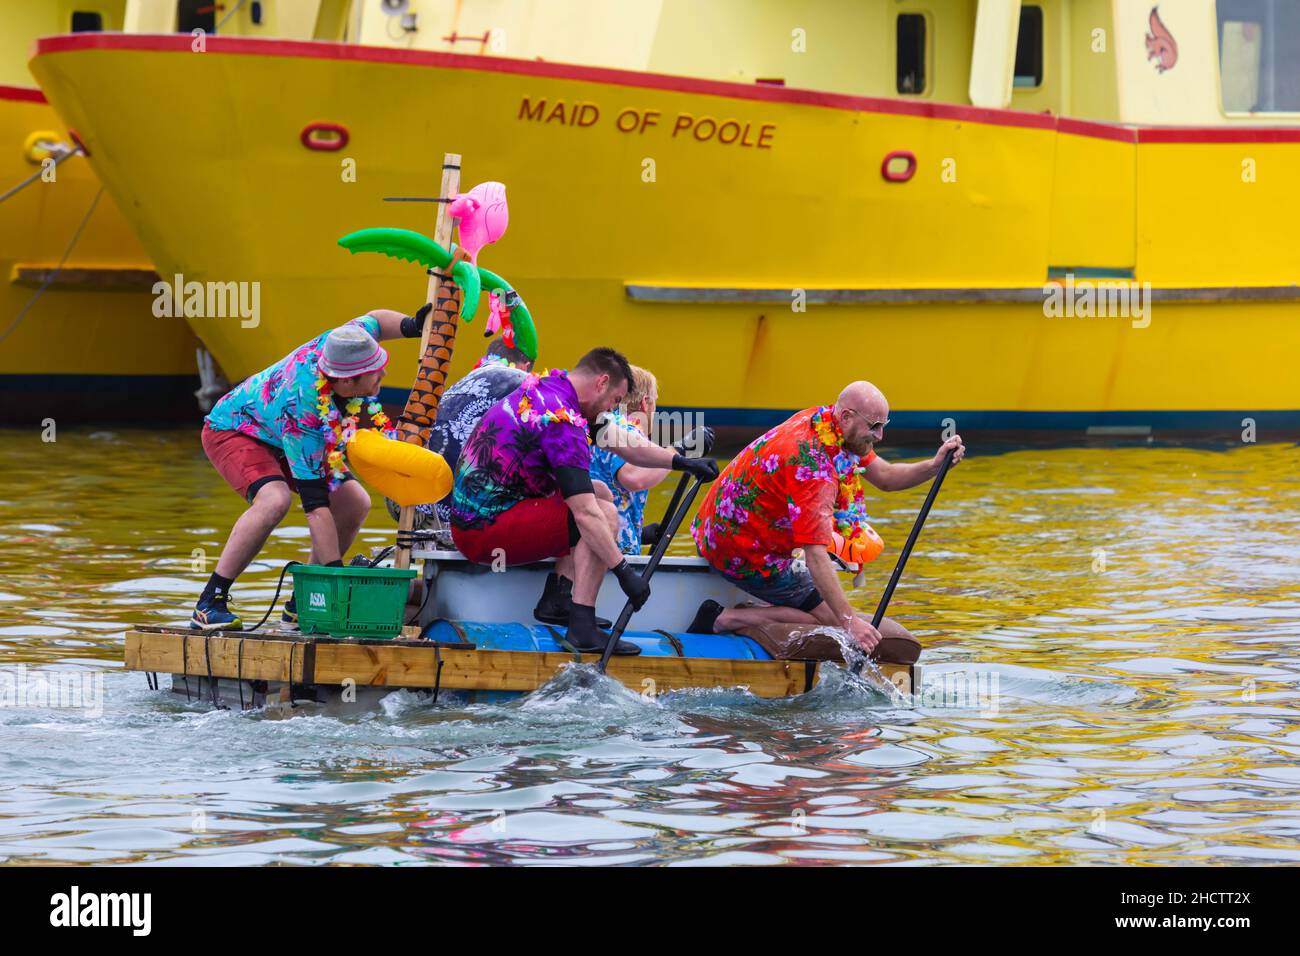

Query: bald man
[687,382,964,654]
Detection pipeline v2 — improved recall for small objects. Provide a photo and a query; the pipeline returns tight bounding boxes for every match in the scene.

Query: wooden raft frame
[124,628,916,700]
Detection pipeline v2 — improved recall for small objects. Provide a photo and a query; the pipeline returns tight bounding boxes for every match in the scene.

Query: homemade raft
[126,152,926,708]
[125,551,918,710]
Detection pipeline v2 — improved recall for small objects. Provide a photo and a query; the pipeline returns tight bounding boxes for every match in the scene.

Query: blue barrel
[426,620,771,660]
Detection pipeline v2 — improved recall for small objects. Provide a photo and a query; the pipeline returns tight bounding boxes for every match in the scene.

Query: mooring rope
[0,185,102,349]
[203,634,226,710]
[0,145,80,205]
[215,0,247,31]
[237,638,246,711]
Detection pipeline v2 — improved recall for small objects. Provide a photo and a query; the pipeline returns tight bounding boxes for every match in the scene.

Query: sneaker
[534,572,611,628]
[279,595,299,632]
[190,594,243,631]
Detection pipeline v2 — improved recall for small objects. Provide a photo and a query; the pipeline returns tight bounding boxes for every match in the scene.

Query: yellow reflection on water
[0,428,1297,865]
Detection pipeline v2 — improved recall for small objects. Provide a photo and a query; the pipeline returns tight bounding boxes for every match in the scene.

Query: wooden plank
[125,630,915,700]
[396,151,462,571]
[309,644,807,698]
[11,265,161,291]
[125,631,305,683]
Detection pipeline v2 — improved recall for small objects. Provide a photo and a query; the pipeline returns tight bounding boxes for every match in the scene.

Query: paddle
[650,473,690,551]
[597,473,707,673]
[861,445,957,657]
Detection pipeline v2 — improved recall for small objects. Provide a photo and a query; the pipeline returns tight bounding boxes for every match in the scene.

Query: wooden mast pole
[394,152,463,570]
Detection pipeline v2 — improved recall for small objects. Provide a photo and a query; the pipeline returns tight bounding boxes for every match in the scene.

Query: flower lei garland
[473,354,526,371]
[810,405,872,545]
[316,376,395,489]
[514,368,588,431]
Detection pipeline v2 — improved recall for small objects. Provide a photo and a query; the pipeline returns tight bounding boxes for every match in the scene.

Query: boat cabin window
[1218,0,1300,112]
[897,13,927,94]
[71,12,104,32]
[1014,5,1044,88]
[176,0,216,34]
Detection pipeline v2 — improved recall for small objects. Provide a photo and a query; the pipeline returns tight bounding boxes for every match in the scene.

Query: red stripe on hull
[0,83,47,104]
[30,34,1300,145]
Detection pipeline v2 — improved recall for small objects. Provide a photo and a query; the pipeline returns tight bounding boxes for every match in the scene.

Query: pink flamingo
[447,181,509,266]
[484,289,517,347]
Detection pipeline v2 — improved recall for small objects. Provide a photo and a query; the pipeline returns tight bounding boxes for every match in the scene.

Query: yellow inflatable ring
[346,429,452,507]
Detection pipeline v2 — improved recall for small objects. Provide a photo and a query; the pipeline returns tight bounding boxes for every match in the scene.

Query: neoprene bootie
[566,603,640,657]
[535,572,610,628]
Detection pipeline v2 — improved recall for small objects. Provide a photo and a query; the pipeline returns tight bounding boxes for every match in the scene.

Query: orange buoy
[830,523,884,568]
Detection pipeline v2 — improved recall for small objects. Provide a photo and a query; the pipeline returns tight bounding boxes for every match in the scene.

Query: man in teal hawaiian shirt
[191,306,429,630]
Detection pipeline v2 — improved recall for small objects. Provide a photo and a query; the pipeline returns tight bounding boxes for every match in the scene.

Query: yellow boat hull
[0,83,199,423]
[28,34,1300,435]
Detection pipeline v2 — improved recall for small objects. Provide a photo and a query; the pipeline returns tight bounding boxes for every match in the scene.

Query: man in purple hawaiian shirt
[450,348,718,656]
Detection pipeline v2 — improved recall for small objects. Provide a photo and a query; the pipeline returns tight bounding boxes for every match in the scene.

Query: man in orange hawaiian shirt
[689,381,964,654]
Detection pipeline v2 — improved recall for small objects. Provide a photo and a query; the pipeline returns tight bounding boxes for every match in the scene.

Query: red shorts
[452,492,577,565]
[202,423,298,501]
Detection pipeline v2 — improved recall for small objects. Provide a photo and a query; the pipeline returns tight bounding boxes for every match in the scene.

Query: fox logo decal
[1145,6,1178,73]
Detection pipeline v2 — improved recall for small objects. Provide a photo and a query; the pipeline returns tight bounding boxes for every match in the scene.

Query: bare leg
[316,479,370,562]
[556,482,612,584]
[572,499,620,606]
[714,603,819,633]
[214,481,292,579]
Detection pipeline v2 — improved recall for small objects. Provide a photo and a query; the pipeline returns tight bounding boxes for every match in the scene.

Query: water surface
[1,428,1298,865]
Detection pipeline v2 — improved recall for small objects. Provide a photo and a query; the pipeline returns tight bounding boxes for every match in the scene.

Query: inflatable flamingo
[447,181,508,265]
[484,289,519,347]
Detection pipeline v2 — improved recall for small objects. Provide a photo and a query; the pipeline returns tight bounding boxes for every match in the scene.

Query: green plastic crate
[290,564,417,638]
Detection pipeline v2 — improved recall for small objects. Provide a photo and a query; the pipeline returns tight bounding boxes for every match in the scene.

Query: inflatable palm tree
[337,225,539,447]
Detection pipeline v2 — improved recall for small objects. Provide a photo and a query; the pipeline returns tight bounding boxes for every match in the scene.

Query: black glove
[671,454,720,482]
[673,425,716,458]
[639,522,661,546]
[612,560,650,610]
[400,302,433,338]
